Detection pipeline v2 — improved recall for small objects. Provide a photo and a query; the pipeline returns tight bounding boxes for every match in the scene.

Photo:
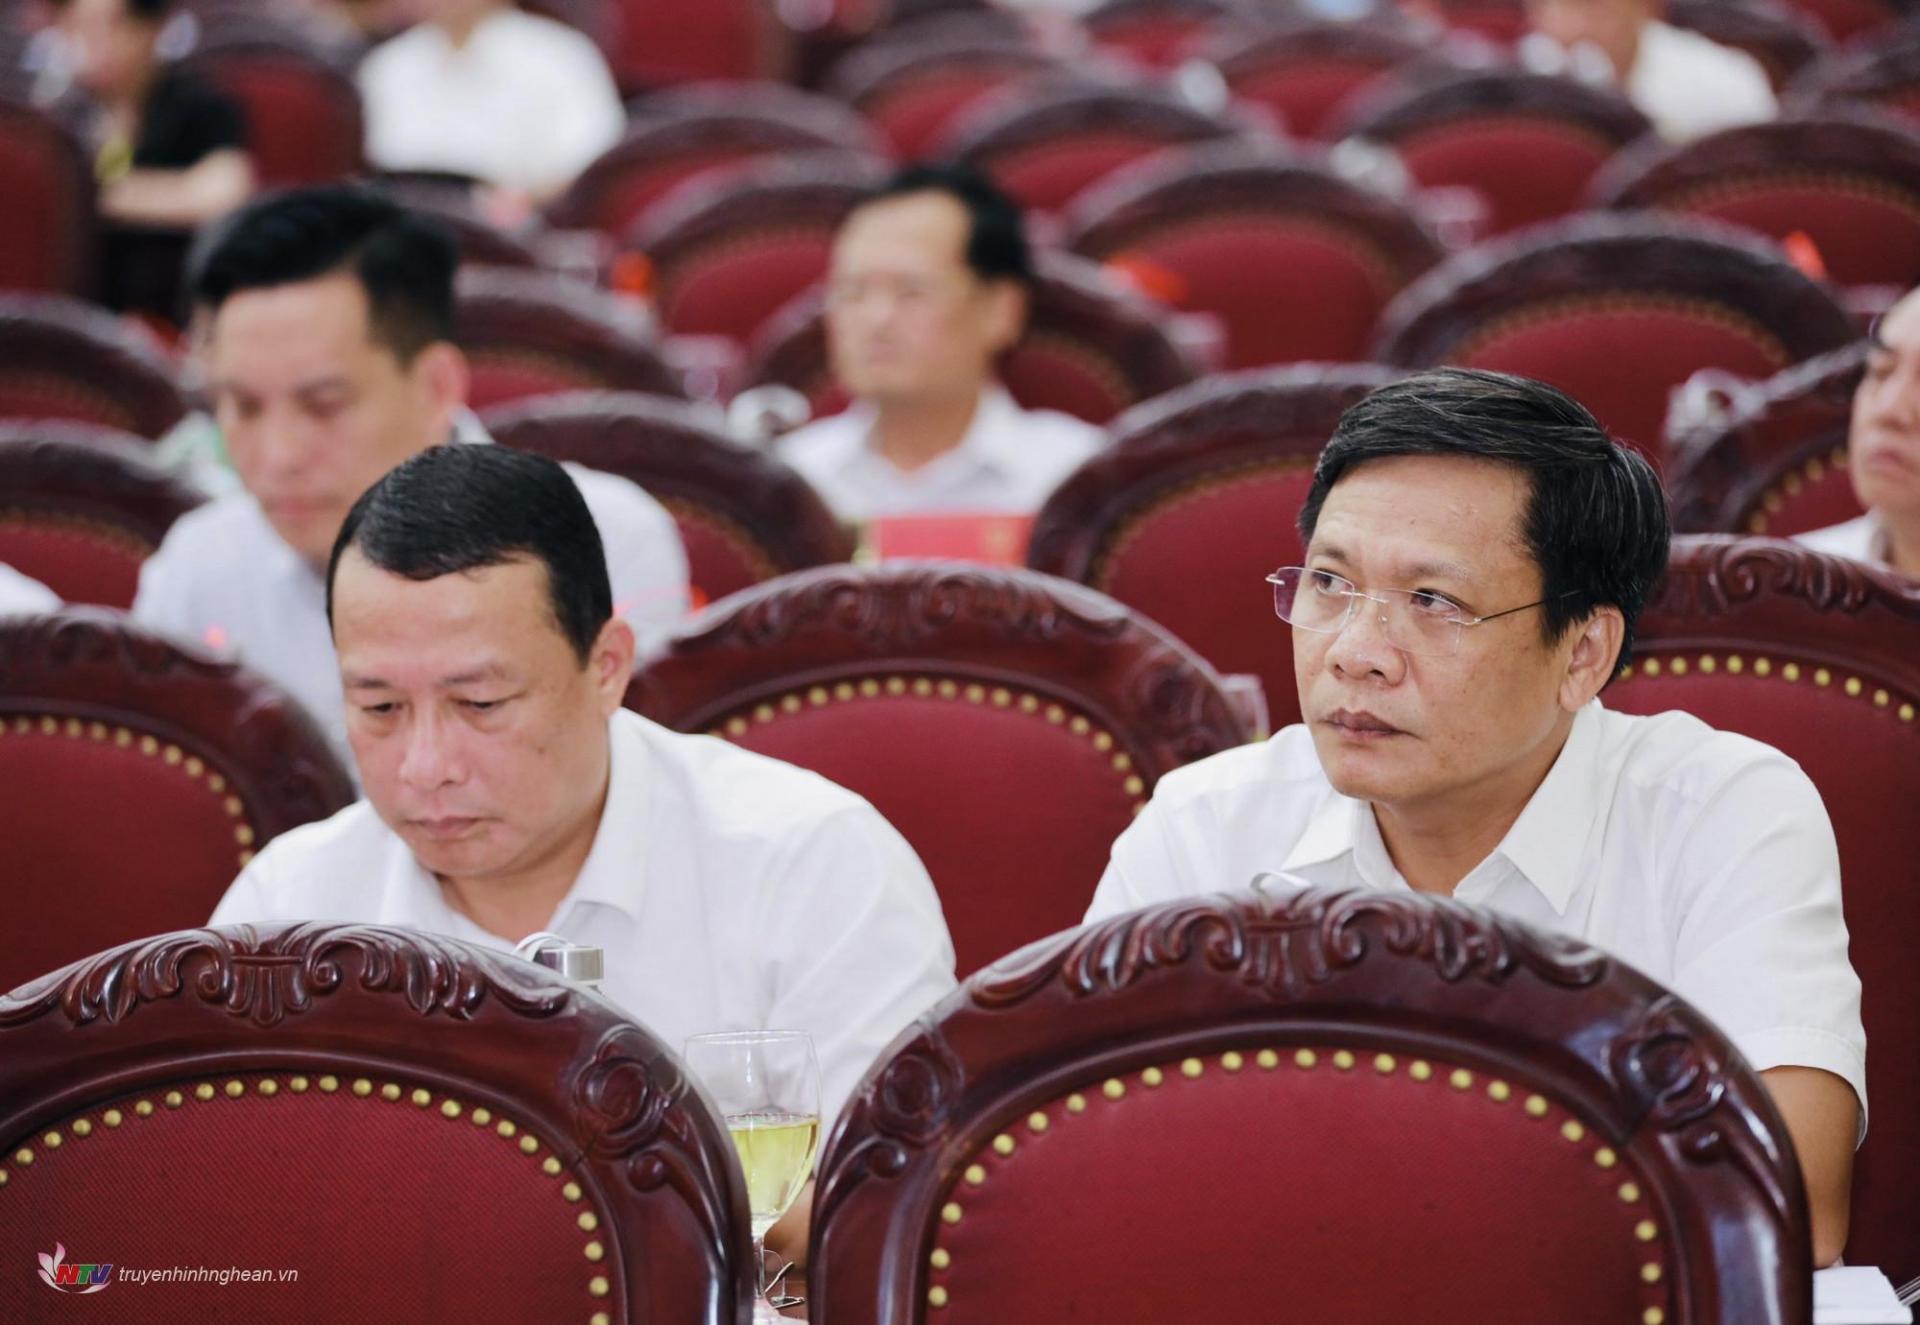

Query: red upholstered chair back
[827,38,1064,160]
[1028,363,1399,731]
[0,294,187,438]
[1373,213,1858,466]
[1081,0,1240,69]
[628,153,888,344]
[1609,535,1920,1277]
[0,425,205,608]
[748,251,1201,426]
[0,923,752,1322]
[181,40,364,185]
[1334,69,1653,237]
[482,390,855,607]
[810,886,1813,1324]
[0,97,95,296]
[1066,142,1445,369]
[1667,342,1866,536]
[0,612,354,996]
[627,563,1255,976]
[1776,0,1908,42]
[1427,0,1529,42]
[1211,18,1431,140]
[1791,26,1920,126]
[593,0,790,93]
[1591,113,1920,290]
[454,268,687,411]
[1667,0,1829,92]
[548,83,884,238]
[940,83,1240,214]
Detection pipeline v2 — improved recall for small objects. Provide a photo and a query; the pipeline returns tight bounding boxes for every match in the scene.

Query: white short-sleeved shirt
[1627,20,1777,143]
[779,385,1104,521]
[210,708,958,1132]
[0,563,59,615]
[1087,701,1866,1124]
[1796,514,1888,566]
[357,9,625,195]
[132,420,690,768]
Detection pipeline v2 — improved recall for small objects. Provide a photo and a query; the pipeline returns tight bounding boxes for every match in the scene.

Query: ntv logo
[38,1243,113,1294]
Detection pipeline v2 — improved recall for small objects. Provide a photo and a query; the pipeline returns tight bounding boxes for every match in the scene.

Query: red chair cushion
[0,723,252,993]
[722,690,1144,977]
[0,376,155,434]
[1395,119,1620,236]
[463,353,618,413]
[670,506,777,607]
[606,0,773,89]
[192,53,361,185]
[1235,60,1394,140]
[869,75,1023,159]
[1096,465,1311,730]
[1741,455,1866,537]
[1454,304,1790,461]
[1607,666,1919,1273]
[0,1074,603,1320]
[0,519,151,608]
[989,137,1180,214]
[655,233,835,342]
[0,121,86,295]
[1120,217,1404,367]
[997,334,1137,425]
[1665,177,1920,290]
[929,1050,1671,1322]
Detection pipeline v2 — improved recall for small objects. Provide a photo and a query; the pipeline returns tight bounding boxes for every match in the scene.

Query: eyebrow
[1307,545,1475,583]
[341,665,512,692]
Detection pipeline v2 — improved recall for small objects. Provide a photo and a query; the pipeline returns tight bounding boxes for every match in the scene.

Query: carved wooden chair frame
[479,390,855,595]
[1666,344,1865,536]
[810,886,1812,1324]
[455,267,689,404]
[0,294,188,439]
[0,424,208,604]
[0,923,753,1324]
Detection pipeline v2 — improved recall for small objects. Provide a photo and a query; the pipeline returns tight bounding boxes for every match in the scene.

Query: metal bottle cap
[513,932,605,987]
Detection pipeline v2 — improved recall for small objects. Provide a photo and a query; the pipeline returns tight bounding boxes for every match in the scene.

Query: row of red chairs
[0,894,1813,1321]
[2,533,1917,1274]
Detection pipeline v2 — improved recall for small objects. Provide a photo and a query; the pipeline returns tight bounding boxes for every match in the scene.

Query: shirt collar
[375,712,649,939]
[1278,700,1605,914]
[851,384,1024,479]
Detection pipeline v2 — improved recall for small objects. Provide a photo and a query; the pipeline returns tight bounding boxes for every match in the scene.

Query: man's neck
[436,3,502,50]
[435,778,610,945]
[868,389,984,474]
[1884,512,1920,578]
[1370,716,1574,895]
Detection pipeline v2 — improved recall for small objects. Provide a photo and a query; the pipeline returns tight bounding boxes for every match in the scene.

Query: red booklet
[864,513,1034,567]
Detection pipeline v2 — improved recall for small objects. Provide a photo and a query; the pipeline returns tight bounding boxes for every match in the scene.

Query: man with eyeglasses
[1086,368,1863,1266]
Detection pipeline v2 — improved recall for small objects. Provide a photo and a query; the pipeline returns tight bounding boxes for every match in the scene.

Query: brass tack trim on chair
[1623,653,1914,724]
[0,717,264,869]
[0,1073,617,1322]
[718,675,1155,814]
[922,1048,1669,1320]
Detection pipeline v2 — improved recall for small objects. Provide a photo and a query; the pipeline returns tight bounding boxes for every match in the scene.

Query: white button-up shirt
[133,421,690,769]
[0,563,58,615]
[358,9,626,195]
[210,709,959,1131]
[1087,701,1866,1122]
[1626,20,1777,143]
[779,385,1104,521]
[1797,514,1889,566]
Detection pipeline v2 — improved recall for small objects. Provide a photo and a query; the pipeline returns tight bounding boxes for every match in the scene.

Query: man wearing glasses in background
[1086,368,1864,1266]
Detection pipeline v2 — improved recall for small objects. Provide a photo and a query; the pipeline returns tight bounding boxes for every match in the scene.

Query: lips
[408,816,485,841]
[1323,709,1405,737]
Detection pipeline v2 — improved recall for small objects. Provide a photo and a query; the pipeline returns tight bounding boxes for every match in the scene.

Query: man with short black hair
[1087,368,1863,1265]
[134,186,688,759]
[210,444,956,1255]
[780,162,1103,520]
[1798,288,1920,578]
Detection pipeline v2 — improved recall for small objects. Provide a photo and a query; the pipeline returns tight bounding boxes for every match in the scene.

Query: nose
[1322,593,1406,682]
[397,709,465,793]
